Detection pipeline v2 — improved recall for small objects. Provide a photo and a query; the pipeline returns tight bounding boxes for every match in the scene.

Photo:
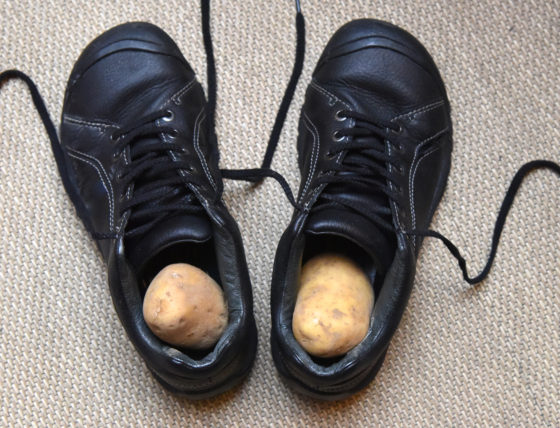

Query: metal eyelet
[393,124,403,134]
[162,110,174,122]
[335,110,347,121]
[332,131,345,142]
[167,129,179,139]
[110,133,120,141]
[326,151,336,159]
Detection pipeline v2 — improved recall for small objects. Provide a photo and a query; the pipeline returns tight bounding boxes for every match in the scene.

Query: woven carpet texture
[0,0,558,426]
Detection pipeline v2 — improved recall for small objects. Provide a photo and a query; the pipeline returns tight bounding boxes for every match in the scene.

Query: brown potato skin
[292,253,374,358]
[143,263,227,350]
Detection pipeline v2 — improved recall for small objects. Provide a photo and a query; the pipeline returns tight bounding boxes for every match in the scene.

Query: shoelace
[1,1,558,286]
[310,109,401,231]
[0,70,206,239]
[111,110,205,238]
[202,0,560,285]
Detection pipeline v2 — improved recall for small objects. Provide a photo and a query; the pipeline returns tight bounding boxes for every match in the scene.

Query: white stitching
[193,109,217,190]
[310,81,352,109]
[159,79,197,108]
[63,115,120,130]
[391,100,445,122]
[407,127,449,229]
[67,149,115,231]
[171,80,196,105]
[162,120,216,220]
[409,146,439,229]
[387,140,404,232]
[168,150,204,202]
[300,113,320,201]
[118,141,133,235]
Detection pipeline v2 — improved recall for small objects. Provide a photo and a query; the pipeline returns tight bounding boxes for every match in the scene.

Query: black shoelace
[309,109,401,231]
[1,0,559,286]
[111,109,205,238]
[0,70,207,240]
[202,0,560,286]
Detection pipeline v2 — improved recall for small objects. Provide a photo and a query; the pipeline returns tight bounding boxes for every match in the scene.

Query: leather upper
[58,22,256,398]
[271,19,453,399]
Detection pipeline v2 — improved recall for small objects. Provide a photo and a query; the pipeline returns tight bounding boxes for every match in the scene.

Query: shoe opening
[297,234,388,366]
[137,239,224,360]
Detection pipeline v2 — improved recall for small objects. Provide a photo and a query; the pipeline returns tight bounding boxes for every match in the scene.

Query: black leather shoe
[270,19,452,400]
[58,22,256,398]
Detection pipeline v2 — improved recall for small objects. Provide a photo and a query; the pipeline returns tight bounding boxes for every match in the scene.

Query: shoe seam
[409,146,440,230]
[407,127,450,231]
[63,114,120,131]
[300,112,320,201]
[391,99,445,122]
[310,80,352,109]
[159,78,197,108]
[66,148,115,231]
[192,108,217,191]
[387,141,405,235]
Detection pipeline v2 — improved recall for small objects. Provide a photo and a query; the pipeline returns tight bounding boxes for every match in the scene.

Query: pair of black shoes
[56,14,450,400]
[6,2,553,401]
[51,13,452,399]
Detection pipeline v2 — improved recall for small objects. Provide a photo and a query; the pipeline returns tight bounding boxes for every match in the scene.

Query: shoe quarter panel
[296,80,356,207]
[390,101,452,233]
[61,116,122,236]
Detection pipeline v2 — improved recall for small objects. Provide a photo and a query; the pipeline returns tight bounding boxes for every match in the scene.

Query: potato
[143,263,227,350]
[292,253,374,358]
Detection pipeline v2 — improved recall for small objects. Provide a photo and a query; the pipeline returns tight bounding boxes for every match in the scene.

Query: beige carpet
[1,0,559,426]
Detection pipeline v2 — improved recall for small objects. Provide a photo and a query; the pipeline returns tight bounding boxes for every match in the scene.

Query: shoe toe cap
[313,19,448,118]
[63,22,196,121]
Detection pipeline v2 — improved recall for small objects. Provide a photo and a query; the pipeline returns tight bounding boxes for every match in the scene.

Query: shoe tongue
[305,207,395,271]
[126,213,212,273]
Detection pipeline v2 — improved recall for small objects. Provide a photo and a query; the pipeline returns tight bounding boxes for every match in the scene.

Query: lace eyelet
[335,110,347,121]
[168,129,179,139]
[162,110,174,122]
[326,151,336,159]
[393,124,403,134]
[110,133,120,141]
[332,131,345,142]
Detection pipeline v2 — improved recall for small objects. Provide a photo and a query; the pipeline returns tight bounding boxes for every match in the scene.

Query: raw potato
[292,253,374,358]
[143,263,227,350]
